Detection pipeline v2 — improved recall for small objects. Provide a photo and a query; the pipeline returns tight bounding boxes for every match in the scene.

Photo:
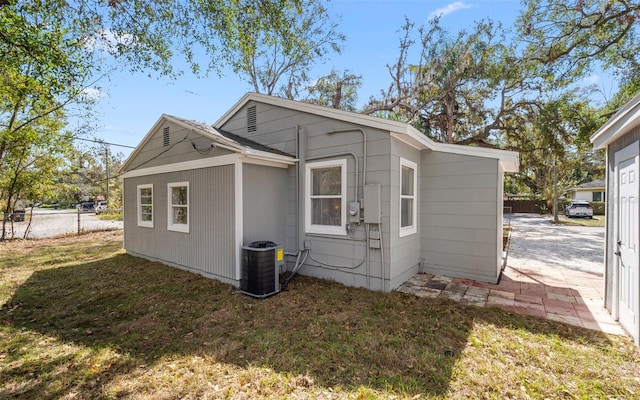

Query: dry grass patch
[1,231,639,399]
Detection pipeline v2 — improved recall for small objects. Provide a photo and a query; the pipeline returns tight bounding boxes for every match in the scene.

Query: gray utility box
[241,241,284,298]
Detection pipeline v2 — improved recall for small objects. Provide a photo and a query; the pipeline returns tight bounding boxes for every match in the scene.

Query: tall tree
[518,0,640,81]
[0,1,99,238]
[366,13,611,202]
[364,18,542,146]
[0,111,73,239]
[304,70,362,111]
[504,91,602,198]
[518,0,640,115]
[1,0,343,239]
[203,0,345,97]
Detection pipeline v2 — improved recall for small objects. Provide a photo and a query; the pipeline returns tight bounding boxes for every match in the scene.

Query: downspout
[295,125,300,252]
[298,126,306,251]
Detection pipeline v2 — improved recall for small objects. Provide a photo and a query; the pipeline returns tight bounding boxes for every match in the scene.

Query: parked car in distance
[565,200,594,218]
[3,209,25,222]
[95,201,107,214]
[78,202,95,212]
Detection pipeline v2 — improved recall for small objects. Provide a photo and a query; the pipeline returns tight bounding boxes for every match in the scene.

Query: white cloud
[85,29,134,53]
[429,1,473,19]
[81,87,106,101]
[582,75,600,85]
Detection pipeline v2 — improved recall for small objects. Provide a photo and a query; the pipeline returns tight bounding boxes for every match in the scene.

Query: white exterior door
[617,155,639,337]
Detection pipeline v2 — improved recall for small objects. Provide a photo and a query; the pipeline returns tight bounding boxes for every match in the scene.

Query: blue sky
[84,1,569,158]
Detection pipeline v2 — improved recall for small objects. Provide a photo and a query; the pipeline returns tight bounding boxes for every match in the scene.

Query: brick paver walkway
[397,214,626,336]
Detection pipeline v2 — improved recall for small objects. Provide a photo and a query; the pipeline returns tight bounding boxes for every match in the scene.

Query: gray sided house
[591,92,640,345]
[121,93,519,292]
[564,179,606,202]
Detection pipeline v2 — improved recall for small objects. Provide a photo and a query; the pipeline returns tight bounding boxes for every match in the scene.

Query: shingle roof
[167,115,292,157]
[575,179,605,189]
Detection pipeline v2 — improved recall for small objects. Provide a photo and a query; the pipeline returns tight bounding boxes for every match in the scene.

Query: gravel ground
[1,210,123,239]
[506,213,605,276]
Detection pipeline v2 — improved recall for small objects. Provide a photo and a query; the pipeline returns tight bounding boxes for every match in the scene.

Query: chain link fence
[1,209,123,240]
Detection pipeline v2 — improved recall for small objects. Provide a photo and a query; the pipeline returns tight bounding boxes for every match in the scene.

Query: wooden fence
[503,200,548,214]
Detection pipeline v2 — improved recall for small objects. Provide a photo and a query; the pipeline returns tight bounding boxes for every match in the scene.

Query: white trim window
[167,181,189,233]
[399,158,417,237]
[137,184,154,228]
[305,159,347,235]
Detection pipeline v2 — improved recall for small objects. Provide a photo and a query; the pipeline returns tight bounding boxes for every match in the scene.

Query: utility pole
[553,156,559,223]
[105,146,110,203]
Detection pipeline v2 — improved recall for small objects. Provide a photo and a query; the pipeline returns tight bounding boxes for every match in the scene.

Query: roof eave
[216,93,519,173]
[395,127,520,172]
[120,113,296,174]
[591,92,640,149]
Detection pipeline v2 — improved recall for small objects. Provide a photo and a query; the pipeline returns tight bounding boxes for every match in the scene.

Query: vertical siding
[123,164,237,284]
[220,101,393,291]
[420,151,500,283]
[242,163,287,246]
[605,127,640,310]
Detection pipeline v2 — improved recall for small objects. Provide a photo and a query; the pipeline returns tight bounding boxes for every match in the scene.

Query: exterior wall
[219,100,393,291]
[123,165,238,285]
[420,151,500,283]
[125,120,235,171]
[571,190,605,202]
[242,163,287,247]
[388,139,421,289]
[604,126,640,310]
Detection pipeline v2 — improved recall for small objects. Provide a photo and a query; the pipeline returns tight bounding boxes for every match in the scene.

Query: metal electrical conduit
[303,151,364,269]
[294,127,367,241]
[291,126,378,285]
[326,128,367,202]
[305,151,359,205]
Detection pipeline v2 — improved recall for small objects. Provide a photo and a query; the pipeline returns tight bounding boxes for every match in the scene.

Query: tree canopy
[2,0,639,217]
[0,0,342,238]
[360,1,639,199]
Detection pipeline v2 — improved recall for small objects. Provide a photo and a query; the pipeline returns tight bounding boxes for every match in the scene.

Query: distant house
[565,179,606,202]
[590,92,640,346]
[120,93,519,292]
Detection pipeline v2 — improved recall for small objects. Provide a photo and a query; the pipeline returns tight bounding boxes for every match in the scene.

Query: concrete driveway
[499,213,623,335]
[399,213,626,336]
[507,214,604,276]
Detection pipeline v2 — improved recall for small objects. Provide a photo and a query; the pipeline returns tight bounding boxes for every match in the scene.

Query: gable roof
[120,114,295,172]
[591,92,640,149]
[567,178,606,192]
[214,93,519,172]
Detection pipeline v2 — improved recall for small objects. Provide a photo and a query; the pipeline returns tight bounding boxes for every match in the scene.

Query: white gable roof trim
[215,93,519,173]
[120,114,296,174]
[591,92,640,149]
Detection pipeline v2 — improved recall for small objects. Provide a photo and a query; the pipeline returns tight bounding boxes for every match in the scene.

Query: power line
[73,136,136,149]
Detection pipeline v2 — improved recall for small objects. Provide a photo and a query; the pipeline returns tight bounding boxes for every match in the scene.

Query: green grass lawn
[554,215,606,227]
[1,231,638,399]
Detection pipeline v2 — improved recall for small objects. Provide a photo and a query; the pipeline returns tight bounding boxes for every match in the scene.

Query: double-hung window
[168,182,189,233]
[399,158,417,237]
[305,159,347,235]
[137,184,153,228]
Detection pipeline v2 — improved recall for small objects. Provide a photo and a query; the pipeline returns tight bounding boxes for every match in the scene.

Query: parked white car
[565,200,593,218]
[95,201,108,214]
